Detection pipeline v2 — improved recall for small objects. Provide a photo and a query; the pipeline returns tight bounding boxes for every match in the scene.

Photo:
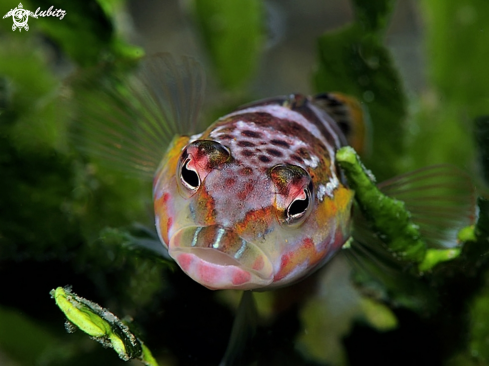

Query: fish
[68,53,475,292]
[153,92,360,290]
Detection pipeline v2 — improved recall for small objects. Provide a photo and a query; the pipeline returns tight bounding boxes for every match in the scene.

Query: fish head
[154,120,353,290]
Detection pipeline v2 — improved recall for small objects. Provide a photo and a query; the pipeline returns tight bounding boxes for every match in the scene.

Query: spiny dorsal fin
[63,53,206,179]
[312,92,370,155]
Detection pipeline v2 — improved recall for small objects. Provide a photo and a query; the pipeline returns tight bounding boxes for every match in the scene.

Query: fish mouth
[169,226,273,290]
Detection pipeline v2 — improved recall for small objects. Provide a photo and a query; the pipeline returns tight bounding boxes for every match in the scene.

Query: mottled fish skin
[153,94,354,290]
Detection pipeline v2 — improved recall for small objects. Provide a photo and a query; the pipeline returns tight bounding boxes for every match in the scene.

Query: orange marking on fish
[157,208,170,244]
[234,207,272,236]
[316,186,353,224]
[274,237,320,281]
[252,256,264,271]
[154,194,167,212]
[306,238,328,267]
[196,189,217,225]
[237,181,254,200]
[275,253,293,281]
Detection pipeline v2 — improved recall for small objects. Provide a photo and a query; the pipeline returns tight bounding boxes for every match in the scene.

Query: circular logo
[12,8,29,31]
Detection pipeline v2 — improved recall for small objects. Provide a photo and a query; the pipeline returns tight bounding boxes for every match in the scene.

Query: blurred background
[127,0,425,103]
[1,0,489,365]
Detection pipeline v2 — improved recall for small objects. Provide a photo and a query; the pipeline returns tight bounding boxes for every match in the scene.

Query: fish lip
[168,226,274,289]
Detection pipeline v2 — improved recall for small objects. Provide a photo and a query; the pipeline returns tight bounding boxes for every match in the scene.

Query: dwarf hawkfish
[71,54,474,292]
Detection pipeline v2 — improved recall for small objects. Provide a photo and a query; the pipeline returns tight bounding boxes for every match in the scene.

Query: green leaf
[314,24,407,180]
[458,225,477,243]
[418,248,462,272]
[359,297,398,331]
[421,0,489,118]
[190,0,264,90]
[33,0,113,66]
[406,0,489,171]
[351,0,396,33]
[32,0,142,66]
[0,38,62,151]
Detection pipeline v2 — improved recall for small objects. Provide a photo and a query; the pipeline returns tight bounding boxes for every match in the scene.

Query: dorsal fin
[63,53,206,179]
[312,92,369,155]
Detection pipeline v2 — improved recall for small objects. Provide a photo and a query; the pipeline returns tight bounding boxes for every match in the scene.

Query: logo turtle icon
[3,3,38,31]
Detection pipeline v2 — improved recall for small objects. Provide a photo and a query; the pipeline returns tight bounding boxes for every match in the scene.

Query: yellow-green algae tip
[458,225,477,243]
[360,297,398,332]
[52,287,109,338]
[142,344,159,366]
[51,287,159,366]
[418,248,462,272]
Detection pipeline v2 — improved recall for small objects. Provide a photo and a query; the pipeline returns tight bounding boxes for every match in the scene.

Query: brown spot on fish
[291,155,303,163]
[242,150,254,157]
[291,124,302,133]
[297,148,311,159]
[242,130,262,138]
[259,155,272,163]
[237,140,256,147]
[238,181,255,200]
[219,134,234,140]
[266,148,283,157]
[270,139,290,148]
[225,178,236,186]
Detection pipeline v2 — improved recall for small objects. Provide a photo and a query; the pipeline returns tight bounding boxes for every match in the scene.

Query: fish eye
[177,140,231,195]
[286,189,310,221]
[270,165,313,225]
[180,159,200,190]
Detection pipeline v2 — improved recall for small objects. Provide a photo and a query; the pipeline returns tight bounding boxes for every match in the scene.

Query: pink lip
[168,226,273,290]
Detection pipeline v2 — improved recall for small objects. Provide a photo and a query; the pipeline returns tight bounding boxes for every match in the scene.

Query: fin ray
[219,291,257,366]
[65,53,206,178]
[346,165,474,309]
[377,164,476,248]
